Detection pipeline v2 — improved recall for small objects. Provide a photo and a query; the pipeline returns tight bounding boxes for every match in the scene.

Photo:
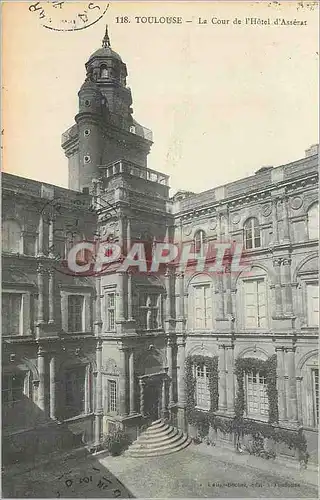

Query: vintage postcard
[1,1,319,498]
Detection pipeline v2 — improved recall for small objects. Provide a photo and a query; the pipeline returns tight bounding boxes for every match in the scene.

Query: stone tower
[61,26,153,193]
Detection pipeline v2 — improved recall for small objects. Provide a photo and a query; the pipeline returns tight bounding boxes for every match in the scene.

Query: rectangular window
[139,293,161,330]
[106,292,116,331]
[108,380,117,413]
[194,285,212,329]
[312,368,319,426]
[245,371,269,418]
[244,279,267,329]
[65,366,86,418]
[2,293,22,335]
[307,283,319,327]
[67,295,84,332]
[194,365,210,410]
[2,372,25,405]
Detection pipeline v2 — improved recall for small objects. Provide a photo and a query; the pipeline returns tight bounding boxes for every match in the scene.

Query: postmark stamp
[28,1,109,31]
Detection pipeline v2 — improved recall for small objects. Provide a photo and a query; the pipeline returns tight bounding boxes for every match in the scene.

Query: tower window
[84,129,91,137]
[84,99,91,107]
[100,65,109,79]
[84,155,91,164]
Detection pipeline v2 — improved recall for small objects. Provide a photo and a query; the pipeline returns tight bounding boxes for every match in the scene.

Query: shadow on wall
[2,395,84,466]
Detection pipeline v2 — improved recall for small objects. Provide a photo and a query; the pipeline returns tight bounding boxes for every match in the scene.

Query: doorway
[143,379,161,423]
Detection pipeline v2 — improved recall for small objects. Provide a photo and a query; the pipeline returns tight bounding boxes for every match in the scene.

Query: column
[296,376,303,424]
[119,217,124,254]
[119,348,127,415]
[271,198,279,246]
[216,274,225,319]
[164,267,172,321]
[48,269,55,324]
[37,264,45,324]
[177,337,186,405]
[226,346,235,414]
[38,213,44,256]
[286,347,298,424]
[224,264,233,317]
[177,272,185,320]
[94,276,102,334]
[49,354,56,419]
[48,216,54,257]
[161,377,167,418]
[167,339,174,405]
[129,350,135,414]
[116,271,125,322]
[127,272,133,321]
[282,196,290,244]
[126,218,131,254]
[276,346,287,422]
[139,378,145,416]
[218,345,227,411]
[37,346,46,413]
[273,258,283,317]
[283,258,293,315]
[95,339,103,446]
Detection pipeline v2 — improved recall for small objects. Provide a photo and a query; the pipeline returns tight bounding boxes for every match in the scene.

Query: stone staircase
[125,419,191,458]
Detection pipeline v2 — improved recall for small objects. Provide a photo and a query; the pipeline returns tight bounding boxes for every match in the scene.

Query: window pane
[246,370,269,417]
[307,284,319,327]
[2,220,21,253]
[308,204,319,240]
[195,364,210,409]
[68,295,84,332]
[2,294,22,335]
[65,366,86,418]
[312,369,319,426]
[108,380,117,412]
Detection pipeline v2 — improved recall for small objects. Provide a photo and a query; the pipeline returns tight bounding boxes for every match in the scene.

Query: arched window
[194,230,206,256]
[2,220,22,253]
[100,65,109,79]
[244,218,261,250]
[308,203,319,240]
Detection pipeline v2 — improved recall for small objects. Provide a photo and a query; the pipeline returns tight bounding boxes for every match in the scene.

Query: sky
[2,1,319,195]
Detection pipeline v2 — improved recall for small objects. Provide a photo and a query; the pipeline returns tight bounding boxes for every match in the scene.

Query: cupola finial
[102,25,111,48]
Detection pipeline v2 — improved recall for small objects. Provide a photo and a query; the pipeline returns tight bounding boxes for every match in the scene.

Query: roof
[88,46,122,62]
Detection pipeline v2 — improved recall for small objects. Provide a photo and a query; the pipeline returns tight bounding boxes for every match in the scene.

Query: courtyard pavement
[99,443,318,498]
[2,447,134,498]
[2,443,318,498]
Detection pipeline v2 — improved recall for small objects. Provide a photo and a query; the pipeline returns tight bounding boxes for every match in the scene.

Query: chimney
[255,165,273,175]
[305,144,319,157]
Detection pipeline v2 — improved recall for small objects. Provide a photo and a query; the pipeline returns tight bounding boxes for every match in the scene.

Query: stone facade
[2,28,319,464]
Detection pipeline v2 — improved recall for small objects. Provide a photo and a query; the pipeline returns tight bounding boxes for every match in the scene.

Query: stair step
[131,430,183,449]
[126,419,191,458]
[137,428,179,444]
[143,423,171,435]
[126,437,192,458]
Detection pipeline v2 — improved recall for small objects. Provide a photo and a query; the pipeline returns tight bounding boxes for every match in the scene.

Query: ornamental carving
[290,196,303,210]
[261,203,272,217]
[183,225,192,236]
[209,217,217,230]
[105,358,120,376]
[231,212,240,224]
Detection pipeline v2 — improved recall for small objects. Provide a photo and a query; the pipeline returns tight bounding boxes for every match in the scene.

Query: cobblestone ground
[99,443,318,498]
[2,448,134,498]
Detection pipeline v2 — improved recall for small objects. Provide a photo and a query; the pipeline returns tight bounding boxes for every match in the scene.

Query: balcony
[61,124,78,145]
[100,159,169,186]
